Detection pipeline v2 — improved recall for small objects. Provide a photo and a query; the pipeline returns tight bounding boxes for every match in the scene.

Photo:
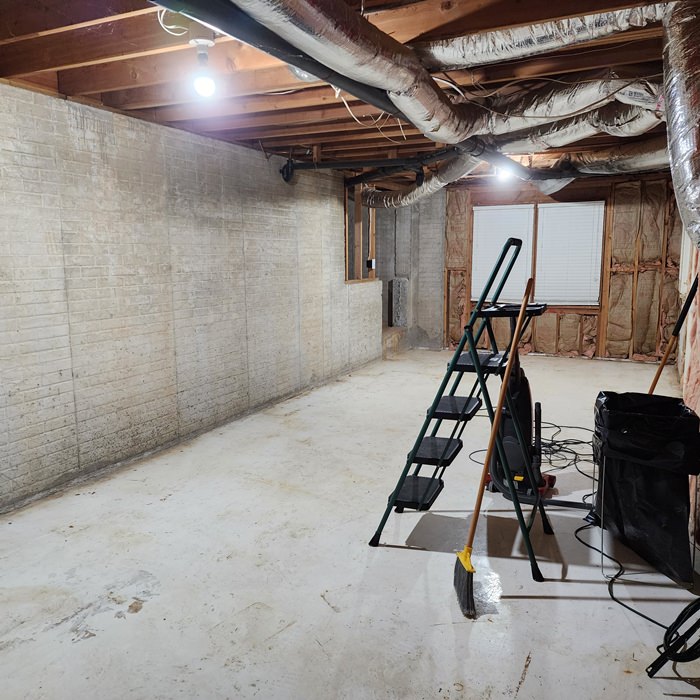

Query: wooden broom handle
[465,278,534,549]
[649,275,698,395]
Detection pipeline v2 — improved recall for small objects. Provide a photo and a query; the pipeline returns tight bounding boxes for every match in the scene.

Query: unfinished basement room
[4,1,700,698]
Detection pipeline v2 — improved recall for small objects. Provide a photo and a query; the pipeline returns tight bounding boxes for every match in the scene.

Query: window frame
[344,185,376,284]
[470,200,606,308]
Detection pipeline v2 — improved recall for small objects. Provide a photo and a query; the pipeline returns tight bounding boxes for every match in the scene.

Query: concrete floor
[2,351,699,699]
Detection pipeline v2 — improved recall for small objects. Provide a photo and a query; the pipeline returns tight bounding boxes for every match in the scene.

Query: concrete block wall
[0,83,381,511]
[375,190,446,347]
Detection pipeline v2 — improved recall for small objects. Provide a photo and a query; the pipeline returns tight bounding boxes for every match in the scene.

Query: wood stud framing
[444,177,682,360]
[0,0,668,185]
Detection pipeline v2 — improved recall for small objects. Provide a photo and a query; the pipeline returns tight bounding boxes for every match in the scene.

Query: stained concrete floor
[2,351,699,699]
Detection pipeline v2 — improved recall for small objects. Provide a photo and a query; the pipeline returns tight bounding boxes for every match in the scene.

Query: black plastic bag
[593,391,700,584]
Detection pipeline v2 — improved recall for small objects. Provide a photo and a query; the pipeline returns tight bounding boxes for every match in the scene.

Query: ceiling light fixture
[189,37,216,98]
[496,166,514,182]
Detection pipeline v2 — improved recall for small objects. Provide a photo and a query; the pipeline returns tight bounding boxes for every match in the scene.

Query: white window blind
[472,204,534,303]
[535,202,604,305]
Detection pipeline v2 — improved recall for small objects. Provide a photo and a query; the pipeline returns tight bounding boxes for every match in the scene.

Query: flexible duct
[503,136,669,194]
[228,0,661,145]
[663,0,700,248]
[362,154,480,208]
[521,135,669,174]
[498,103,664,154]
[414,5,667,71]
[473,77,662,138]
[364,135,669,206]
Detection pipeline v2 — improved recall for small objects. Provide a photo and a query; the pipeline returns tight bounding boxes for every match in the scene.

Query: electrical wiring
[467,418,595,474]
[575,521,700,678]
[539,421,596,481]
[433,76,467,98]
[469,412,700,676]
[157,8,189,37]
[473,80,654,123]
[438,71,663,102]
[333,87,412,144]
[445,75,663,124]
[575,523,668,629]
[333,87,387,128]
[468,419,597,490]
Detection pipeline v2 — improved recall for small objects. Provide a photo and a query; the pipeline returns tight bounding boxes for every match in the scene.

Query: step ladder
[369,238,553,581]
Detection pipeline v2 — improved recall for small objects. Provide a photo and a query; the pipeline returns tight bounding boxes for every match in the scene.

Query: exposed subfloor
[2,351,698,699]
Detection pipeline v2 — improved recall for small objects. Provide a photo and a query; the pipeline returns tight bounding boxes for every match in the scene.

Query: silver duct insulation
[499,103,664,154]
[663,0,700,248]
[364,134,669,206]
[226,0,421,92]
[576,138,669,174]
[522,135,669,174]
[414,5,667,71]
[227,0,661,145]
[362,155,480,208]
[474,78,662,138]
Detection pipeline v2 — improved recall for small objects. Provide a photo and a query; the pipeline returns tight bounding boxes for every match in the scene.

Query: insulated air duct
[226,0,661,145]
[362,155,480,208]
[522,135,670,175]
[498,103,664,154]
[476,77,662,138]
[414,5,667,71]
[663,0,700,248]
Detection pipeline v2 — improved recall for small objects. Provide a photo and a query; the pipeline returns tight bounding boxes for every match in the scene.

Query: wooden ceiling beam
[102,66,322,110]
[0,13,203,77]
[445,38,663,88]
[220,118,409,141]
[158,103,386,133]
[0,0,156,46]
[304,144,443,161]
[112,35,660,117]
[321,138,435,155]
[220,120,383,141]
[372,0,658,43]
[145,86,350,123]
[58,41,280,95]
[256,126,425,148]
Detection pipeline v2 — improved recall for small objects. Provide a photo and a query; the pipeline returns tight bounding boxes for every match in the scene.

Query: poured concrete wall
[0,83,381,510]
[375,190,446,348]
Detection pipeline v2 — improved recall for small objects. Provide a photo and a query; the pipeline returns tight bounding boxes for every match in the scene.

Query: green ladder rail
[369,237,523,547]
[369,239,554,582]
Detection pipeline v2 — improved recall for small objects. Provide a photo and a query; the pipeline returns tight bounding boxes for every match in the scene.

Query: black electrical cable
[473,414,700,674]
[574,523,667,629]
[574,523,700,678]
[647,599,700,677]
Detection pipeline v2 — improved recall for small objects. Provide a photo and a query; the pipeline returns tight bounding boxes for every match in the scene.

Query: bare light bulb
[189,37,216,98]
[496,166,514,182]
[193,73,216,97]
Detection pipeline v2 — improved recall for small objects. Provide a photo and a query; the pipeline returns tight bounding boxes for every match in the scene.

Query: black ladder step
[413,436,462,466]
[391,475,444,511]
[455,350,506,374]
[433,396,482,421]
[478,303,547,318]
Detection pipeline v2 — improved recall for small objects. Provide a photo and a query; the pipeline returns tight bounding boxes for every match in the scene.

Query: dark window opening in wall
[471,201,605,306]
[345,185,376,282]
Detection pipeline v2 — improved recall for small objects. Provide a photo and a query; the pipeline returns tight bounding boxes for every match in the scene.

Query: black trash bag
[593,391,700,585]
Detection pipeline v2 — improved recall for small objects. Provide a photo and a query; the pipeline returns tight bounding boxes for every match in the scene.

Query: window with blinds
[535,202,604,305]
[471,204,534,303]
[471,201,605,306]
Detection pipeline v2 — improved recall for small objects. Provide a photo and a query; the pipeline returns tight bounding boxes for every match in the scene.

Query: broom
[454,278,534,618]
[648,274,697,395]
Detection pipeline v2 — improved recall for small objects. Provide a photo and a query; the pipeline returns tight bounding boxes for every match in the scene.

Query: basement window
[472,201,605,306]
[345,185,376,282]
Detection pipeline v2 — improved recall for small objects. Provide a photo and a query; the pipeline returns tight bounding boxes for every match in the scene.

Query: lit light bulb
[496,166,514,181]
[193,72,216,97]
[189,37,216,98]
